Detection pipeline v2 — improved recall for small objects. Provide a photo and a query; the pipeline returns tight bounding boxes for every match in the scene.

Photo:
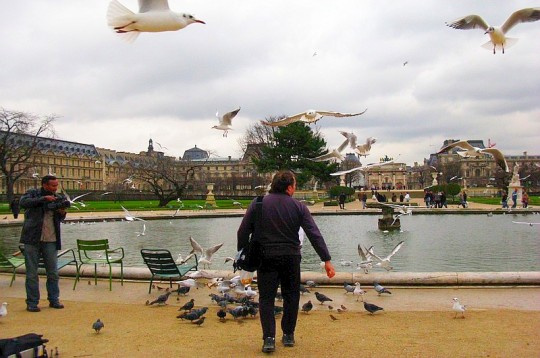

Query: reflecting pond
[1,213,539,272]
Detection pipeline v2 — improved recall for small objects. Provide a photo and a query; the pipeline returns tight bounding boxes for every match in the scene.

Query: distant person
[399,193,404,203]
[440,191,448,208]
[360,192,368,209]
[10,196,20,219]
[459,191,467,208]
[404,192,410,203]
[424,190,431,208]
[511,188,518,208]
[338,192,346,210]
[19,175,70,312]
[501,191,508,209]
[434,191,441,208]
[521,190,529,208]
[391,193,397,202]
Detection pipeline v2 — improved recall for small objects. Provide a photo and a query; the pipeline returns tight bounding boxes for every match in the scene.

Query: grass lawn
[0,199,255,214]
[467,195,539,206]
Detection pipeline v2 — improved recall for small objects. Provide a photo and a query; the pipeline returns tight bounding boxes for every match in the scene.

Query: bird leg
[114,21,136,31]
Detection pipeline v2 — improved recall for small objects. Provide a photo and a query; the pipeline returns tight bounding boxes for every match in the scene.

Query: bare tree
[0,108,56,202]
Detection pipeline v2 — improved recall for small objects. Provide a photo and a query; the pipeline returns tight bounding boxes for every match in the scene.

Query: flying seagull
[121,205,146,222]
[446,8,540,54]
[107,0,205,42]
[368,241,405,271]
[260,109,367,127]
[308,136,350,163]
[437,140,509,172]
[189,236,224,269]
[353,137,377,157]
[330,156,399,176]
[213,107,241,137]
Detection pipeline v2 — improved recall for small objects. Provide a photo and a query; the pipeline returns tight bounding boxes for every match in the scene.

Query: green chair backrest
[77,239,110,260]
[141,249,179,276]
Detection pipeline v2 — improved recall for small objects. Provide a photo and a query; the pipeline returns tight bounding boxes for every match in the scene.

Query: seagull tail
[107,0,139,43]
[481,38,518,52]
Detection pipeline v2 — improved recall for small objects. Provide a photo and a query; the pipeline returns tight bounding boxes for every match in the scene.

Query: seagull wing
[437,140,474,154]
[189,236,203,255]
[340,131,357,148]
[72,192,92,202]
[481,148,509,172]
[138,0,170,13]
[336,138,350,153]
[317,109,367,117]
[367,247,384,262]
[386,241,405,260]
[260,113,303,127]
[221,107,241,126]
[205,243,224,258]
[330,166,364,176]
[446,14,489,31]
[501,7,540,34]
[357,244,368,261]
[310,151,339,162]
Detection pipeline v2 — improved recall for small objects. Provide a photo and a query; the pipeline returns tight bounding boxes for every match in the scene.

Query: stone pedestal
[431,172,438,187]
[205,183,216,207]
[378,206,400,231]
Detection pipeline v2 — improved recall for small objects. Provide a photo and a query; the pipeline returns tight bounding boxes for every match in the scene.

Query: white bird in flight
[121,205,146,222]
[356,244,373,274]
[437,140,509,172]
[213,107,240,137]
[135,223,146,236]
[260,109,367,127]
[330,156,399,176]
[107,0,205,42]
[189,236,224,269]
[354,137,377,157]
[62,191,92,209]
[446,7,540,54]
[368,241,404,271]
[309,136,350,163]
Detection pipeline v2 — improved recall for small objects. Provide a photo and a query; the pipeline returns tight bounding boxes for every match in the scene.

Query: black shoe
[282,334,295,347]
[49,302,64,309]
[262,337,276,353]
[27,306,41,312]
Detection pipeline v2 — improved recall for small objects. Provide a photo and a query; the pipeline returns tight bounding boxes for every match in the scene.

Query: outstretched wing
[501,7,540,34]
[481,148,509,172]
[138,0,170,13]
[205,243,224,257]
[189,236,203,255]
[221,107,241,125]
[317,109,367,117]
[446,14,489,31]
[330,166,364,176]
[387,241,405,260]
[260,113,304,127]
[437,140,474,154]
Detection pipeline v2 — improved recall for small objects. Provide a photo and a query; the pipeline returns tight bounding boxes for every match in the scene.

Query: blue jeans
[24,243,60,307]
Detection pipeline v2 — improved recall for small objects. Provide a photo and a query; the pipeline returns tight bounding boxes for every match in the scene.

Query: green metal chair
[74,239,124,291]
[0,249,25,287]
[17,245,79,277]
[140,249,198,294]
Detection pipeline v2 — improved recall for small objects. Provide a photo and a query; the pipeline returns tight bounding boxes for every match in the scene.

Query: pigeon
[0,302,7,318]
[301,300,313,313]
[353,282,366,302]
[363,302,384,314]
[92,318,104,333]
[261,109,367,127]
[107,0,205,43]
[179,298,195,312]
[446,8,540,54]
[192,316,206,327]
[452,298,467,318]
[274,306,284,316]
[217,309,227,321]
[343,283,355,294]
[299,284,311,295]
[177,311,200,321]
[149,291,171,305]
[177,278,197,288]
[374,283,392,296]
[305,280,317,288]
[368,241,405,271]
[189,236,224,269]
[227,306,244,320]
[213,107,241,137]
[437,140,509,172]
[175,286,190,296]
[315,292,333,305]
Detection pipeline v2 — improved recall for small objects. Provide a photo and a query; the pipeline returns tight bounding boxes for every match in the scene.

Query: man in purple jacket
[238,170,335,353]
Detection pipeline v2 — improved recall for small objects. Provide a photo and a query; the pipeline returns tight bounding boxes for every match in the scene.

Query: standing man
[511,188,518,208]
[19,175,70,312]
[338,192,346,210]
[10,196,20,219]
[237,170,335,353]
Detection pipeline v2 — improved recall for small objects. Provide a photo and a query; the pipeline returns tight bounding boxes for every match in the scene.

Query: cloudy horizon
[1,1,539,166]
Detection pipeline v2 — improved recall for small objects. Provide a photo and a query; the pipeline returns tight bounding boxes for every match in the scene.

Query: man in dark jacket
[19,175,70,312]
[9,196,20,219]
[237,170,335,353]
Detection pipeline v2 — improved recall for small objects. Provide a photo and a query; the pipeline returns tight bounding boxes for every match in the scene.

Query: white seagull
[354,137,377,157]
[452,297,466,318]
[330,156,399,176]
[309,136,350,163]
[62,191,92,209]
[353,282,366,302]
[512,221,540,227]
[135,223,146,236]
[368,241,405,271]
[213,107,241,137]
[437,140,509,172]
[356,244,373,274]
[260,109,367,127]
[446,8,540,54]
[121,205,146,222]
[107,0,205,42]
[0,302,7,318]
[189,236,224,269]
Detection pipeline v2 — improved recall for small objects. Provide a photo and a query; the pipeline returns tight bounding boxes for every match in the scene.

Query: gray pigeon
[374,282,392,295]
[343,283,355,294]
[92,318,104,333]
[299,284,311,295]
[149,291,171,305]
[227,306,244,320]
[177,311,200,321]
[217,308,227,321]
[192,316,206,326]
[301,300,313,313]
[315,292,333,305]
[179,298,195,311]
[363,302,384,314]
[305,280,317,288]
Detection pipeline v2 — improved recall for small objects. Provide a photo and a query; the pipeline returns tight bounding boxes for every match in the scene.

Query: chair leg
[108,264,112,291]
[149,276,154,294]
[10,269,16,287]
[73,264,82,290]
[120,262,124,286]
[94,263,98,286]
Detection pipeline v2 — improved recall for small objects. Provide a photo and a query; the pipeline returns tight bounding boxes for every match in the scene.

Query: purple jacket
[237,193,331,261]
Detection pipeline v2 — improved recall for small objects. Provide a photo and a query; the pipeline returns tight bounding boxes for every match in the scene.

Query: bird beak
[195,19,206,24]
[484,30,489,34]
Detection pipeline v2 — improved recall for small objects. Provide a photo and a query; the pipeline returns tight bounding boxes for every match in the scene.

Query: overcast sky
[1,1,539,166]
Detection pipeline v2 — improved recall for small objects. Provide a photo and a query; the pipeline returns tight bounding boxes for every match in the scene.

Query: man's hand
[43,195,56,202]
[324,261,335,278]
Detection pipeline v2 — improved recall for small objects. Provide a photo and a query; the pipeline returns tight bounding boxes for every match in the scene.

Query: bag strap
[250,196,264,242]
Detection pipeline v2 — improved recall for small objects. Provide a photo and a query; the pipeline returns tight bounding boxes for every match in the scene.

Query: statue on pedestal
[510,163,520,186]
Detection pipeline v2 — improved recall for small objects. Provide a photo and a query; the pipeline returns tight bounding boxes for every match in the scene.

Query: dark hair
[42,175,57,185]
[269,170,295,194]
